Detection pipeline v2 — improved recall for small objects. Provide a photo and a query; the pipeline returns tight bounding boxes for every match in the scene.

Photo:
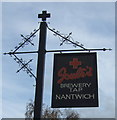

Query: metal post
[34,22,47,120]
[33,11,50,120]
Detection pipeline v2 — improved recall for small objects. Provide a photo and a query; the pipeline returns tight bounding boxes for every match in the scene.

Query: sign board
[51,53,98,108]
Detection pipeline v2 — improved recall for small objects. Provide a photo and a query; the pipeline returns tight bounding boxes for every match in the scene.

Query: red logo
[57,58,93,84]
[69,58,81,69]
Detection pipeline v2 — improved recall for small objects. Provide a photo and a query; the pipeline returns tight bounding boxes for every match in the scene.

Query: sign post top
[38,11,51,21]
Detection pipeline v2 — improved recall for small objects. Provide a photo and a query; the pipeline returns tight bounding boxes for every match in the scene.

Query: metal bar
[46,48,112,53]
[4,48,112,56]
[4,51,38,55]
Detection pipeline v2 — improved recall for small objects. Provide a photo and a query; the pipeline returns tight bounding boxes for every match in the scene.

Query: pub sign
[51,53,98,108]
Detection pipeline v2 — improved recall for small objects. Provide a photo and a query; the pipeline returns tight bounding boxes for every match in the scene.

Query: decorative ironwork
[13,28,39,53]
[46,24,112,52]
[12,54,36,78]
[47,24,86,50]
[4,27,40,79]
[3,15,112,80]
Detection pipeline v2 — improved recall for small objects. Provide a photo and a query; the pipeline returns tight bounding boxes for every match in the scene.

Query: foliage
[25,99,79,119]
[25,99,34,119]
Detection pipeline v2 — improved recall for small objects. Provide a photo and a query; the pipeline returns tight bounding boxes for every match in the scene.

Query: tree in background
[25,99,34,120]
[25,99,79,119]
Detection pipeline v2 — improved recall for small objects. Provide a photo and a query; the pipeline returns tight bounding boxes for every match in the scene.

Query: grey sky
[2,2,115,118]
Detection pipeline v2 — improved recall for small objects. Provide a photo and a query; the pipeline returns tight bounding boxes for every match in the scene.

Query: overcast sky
[1,1,115,119]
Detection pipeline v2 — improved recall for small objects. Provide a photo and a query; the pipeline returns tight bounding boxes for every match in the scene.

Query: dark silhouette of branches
[25,99,79,120]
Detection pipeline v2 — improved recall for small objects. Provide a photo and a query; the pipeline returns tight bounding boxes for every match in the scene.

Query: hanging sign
[51,53,98,108]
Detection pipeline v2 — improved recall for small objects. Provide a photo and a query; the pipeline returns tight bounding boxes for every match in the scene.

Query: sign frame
[51,52,99,108]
